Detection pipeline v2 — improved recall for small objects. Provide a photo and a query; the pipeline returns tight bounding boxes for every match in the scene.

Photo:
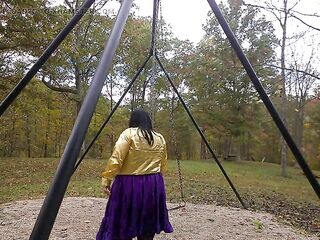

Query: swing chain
[169,94,186,207]
[149,0,185,206]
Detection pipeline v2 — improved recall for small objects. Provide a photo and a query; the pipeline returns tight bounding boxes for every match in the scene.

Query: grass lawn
[0,158,319,233]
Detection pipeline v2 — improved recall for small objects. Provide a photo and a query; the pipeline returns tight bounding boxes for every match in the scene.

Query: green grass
[0,158,106,203]
[0,158,318,204]
[0,158,319,233]
[166,160,320,205]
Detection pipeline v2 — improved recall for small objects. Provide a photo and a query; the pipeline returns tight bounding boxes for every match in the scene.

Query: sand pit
[0,197,317,240]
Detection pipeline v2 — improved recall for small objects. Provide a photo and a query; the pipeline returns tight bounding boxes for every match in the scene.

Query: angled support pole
[155,54,247,209]
[29,0,134,239]
[73,53,152,173]
[0,0,95,116]
[207,0,320,199]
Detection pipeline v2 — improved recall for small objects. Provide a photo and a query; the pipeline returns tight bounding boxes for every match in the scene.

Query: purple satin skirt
[96,173,174,240]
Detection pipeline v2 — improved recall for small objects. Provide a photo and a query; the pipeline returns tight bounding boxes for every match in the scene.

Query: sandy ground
[0,197,318,240]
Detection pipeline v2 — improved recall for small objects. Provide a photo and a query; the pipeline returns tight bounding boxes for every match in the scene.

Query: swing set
[0,0,319,239]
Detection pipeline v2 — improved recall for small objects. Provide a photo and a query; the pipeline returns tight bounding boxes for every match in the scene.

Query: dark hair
[129,109,154,145]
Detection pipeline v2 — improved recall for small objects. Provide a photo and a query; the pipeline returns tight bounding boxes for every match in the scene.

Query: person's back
[100,127,168,188]
[96,109,173,240]
[119,127,167,175]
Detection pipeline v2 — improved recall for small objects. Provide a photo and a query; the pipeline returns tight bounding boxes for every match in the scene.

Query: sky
[133,0,320,72]
[108,0,320,44]
[51,0,320,45]
[51,0,211,43]
[128,0,211,43]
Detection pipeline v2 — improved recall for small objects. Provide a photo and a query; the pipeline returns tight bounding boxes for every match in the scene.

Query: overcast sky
[130,0,210,43]
[121,0,320,44]
[130,0,320,66]
[52,0,320,44]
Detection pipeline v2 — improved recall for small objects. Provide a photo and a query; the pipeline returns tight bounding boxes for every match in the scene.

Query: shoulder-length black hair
[129,109,154,145]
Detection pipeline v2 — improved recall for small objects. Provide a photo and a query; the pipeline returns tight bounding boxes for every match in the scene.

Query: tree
[244,0,320,175]
[189,0,277,160]
[288,49,319,150]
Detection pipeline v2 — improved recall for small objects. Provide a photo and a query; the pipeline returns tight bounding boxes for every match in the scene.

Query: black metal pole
[150,0,159,54]
[156,54,246,208]
[0,0,95,117]
[29,1,134,239]
[73,53,152,173]
[207,0,320,199]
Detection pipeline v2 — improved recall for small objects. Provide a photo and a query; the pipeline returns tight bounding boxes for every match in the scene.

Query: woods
[1,0,320,171]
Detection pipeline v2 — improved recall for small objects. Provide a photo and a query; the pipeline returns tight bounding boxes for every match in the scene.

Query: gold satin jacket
[101,127,168,187]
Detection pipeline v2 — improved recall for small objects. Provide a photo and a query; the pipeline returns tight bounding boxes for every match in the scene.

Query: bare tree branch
[93,0,110,12]
[264,64,320,80]
[244,1,320,31]
[288,13,320,31]
[290,9,320,18]
[82,14,95,44]
[64,0,73,10]
[244,2,284,26]
[41,77,77,94]
[287,0,301,12]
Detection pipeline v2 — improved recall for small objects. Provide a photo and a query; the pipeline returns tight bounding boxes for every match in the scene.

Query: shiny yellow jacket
[101,127,168,187]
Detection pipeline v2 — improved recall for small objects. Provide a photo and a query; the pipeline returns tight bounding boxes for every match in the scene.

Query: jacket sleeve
[101,129,131,187]
[160,136,168,174]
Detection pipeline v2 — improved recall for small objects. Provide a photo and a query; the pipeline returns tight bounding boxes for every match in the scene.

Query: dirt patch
[176,184,320,234]
[0,197,318,240]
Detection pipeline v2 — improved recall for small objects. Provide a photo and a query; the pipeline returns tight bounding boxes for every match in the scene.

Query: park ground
[0,158,319,235]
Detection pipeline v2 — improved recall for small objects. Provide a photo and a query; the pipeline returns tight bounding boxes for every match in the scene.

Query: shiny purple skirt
[96,173,174,240]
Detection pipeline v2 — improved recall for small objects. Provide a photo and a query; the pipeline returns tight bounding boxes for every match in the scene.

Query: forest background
[1,0,320,173]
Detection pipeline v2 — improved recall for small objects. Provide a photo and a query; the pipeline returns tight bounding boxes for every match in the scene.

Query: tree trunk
[45,114,50,158]
[200,127,207,160]
[54,131,58,158]
[280,0,288,177]
[8,114,16,157]
[110,78,113,110]
[58,113,63,157]
[223,135,232,160]
[131,83,136,111]
[74,64,88,154]
[141,77,149,108]
[43,100,51,158]
[107,133,115,155]
[294,104,305,151]
[245,131,251,161]
[25,113,31,158]
[44,130,49,158]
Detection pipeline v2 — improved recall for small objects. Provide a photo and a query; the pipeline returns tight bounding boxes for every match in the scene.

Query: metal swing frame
[0,0,319,239]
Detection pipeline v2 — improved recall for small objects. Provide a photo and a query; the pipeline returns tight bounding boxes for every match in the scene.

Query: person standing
[96,109,173,240]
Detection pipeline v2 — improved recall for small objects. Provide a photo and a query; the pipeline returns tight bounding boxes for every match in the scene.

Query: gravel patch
[0,197,317,240]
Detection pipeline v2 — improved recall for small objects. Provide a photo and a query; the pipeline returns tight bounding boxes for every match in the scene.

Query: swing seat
[225,155,237,161]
